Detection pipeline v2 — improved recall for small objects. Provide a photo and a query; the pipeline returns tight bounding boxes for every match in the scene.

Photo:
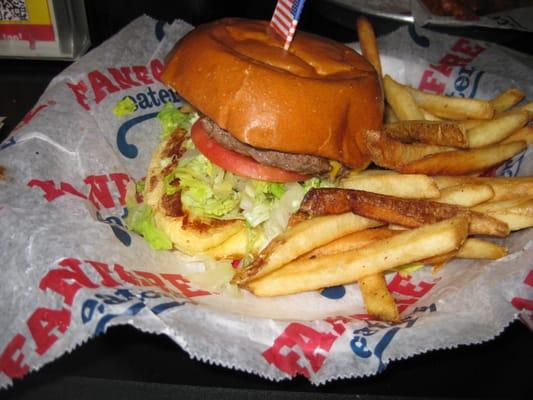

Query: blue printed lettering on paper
[0,137,16,151]
[115,87,182,159]
[320,285,346,299]
[81,288,185,336]
[500,150,526,177]
[447,66,484,99]
[349,304,437,372]
[96,208,131,246]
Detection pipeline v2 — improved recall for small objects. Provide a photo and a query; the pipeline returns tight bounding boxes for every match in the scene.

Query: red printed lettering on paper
[85,260,121,287]
[263,323,338,377]
[134,271,173,294]
[67,80,90,110]
[27,308,71,355]
[0,334,29,378]
[88,70,120,104]
[113,264,141,286]
[388,273,436,298]
[161,274,210,298]
[39,258,99,305]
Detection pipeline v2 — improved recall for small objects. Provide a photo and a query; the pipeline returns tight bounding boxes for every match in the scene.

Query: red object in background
[0,23,55,42]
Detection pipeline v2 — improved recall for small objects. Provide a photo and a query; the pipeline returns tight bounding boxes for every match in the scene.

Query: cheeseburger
[130,18,383,260]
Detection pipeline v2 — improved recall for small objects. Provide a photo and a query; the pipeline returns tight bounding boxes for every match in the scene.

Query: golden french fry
[383,75,425,120]
[516,101,533,115]
[356,16,382,76]
[436,183,494,207]
[432,176,533,201]
[341,173,440,199]
[491,88,525,114]
[407,87,494,120]
[422,109,442,121]
[384,120,469,148]
[467,111,529,148]
[398,141,527,176]
[298,188,509,237]
[232,213,382,285]
[384,105,399,123]
[456,238,508,259]
[248,216,470,296]
[459,120,483,130]
[472,197,533,231]
[359,274,400,322]
[501,126,533,145]
[364,129,454,170]
[301,228,398,260]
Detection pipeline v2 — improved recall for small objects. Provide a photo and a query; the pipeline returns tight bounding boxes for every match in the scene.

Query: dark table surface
[1,1,531,399]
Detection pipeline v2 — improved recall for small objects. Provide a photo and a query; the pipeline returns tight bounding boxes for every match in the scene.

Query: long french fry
[301,228,398,260]
[383,75,424,120]
[467,111,528,148]
[298,188,509,237]
[340,173,440,199]
[436,183,494,207]
[456,238,508,259]
[491,88,525,114]
[422,109,442,121]
[501,126,533,145]
[384,121,468,148]
[359,274,400,322]
[248,217,469,296]
[407,86,494,120]
[232,213,382,285]
[432,176,533,201]
[364,129,454,170]
[356,16,382,77]
[472,197,533,231]
[398,141,527,176]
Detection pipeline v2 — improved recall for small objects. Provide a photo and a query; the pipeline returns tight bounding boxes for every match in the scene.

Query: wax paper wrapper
[0,16,532,387]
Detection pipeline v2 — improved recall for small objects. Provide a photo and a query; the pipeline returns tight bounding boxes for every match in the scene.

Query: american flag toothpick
[270,0,306,50]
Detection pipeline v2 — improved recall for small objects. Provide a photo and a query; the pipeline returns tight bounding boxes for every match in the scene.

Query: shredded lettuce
[240,181,286,227]
[157,102,196,139]
[391,262,425,275]
[125,195,172,250]
[112,97,137,117]
[165,154,241,218]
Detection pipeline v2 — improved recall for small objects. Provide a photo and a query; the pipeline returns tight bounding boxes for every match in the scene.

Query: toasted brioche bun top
[161,18,383,169]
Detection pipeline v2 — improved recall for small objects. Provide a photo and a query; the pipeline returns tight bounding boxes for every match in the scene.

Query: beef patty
[202,118,331,175]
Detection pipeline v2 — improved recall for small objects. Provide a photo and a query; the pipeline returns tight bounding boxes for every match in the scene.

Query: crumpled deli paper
[0,16,532,387]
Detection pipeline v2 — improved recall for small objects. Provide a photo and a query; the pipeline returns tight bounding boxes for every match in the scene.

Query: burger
[128,18,383,260]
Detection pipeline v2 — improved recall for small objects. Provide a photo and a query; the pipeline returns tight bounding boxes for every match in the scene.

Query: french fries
[406,85,494,120]
[398,141,527,176]
[232,213,382,285]
[436,183,494,207]
[340,173,440,199]
[356,16,382,77]
[383,75,425,120]
[432,176,533,201]
[364,129,454,170]
[232,21,532,322]
[501,126,533,145]
[247,217,469,296]
[456,238,508,260]
[384,121,468,148]
[467,111,528,148]
[298,188,509,237]
[472,197,533,231]
[359,274,400,322]
[491,88,525,114]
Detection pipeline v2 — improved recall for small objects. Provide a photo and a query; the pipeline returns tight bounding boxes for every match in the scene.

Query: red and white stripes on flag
[270,0,306,50]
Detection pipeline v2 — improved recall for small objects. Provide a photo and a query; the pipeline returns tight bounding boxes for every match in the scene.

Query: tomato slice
[191,119,309,182]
